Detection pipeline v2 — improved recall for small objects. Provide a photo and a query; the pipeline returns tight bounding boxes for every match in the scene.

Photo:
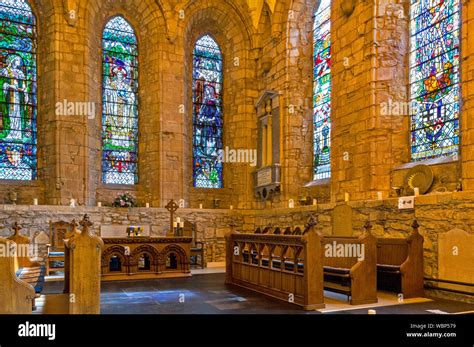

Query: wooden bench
[0,215,103,314]
[376,220,424,298]
[0,236,36,314]
[323,222,377,305]
[226,224,325,310]
[7,223,46,311]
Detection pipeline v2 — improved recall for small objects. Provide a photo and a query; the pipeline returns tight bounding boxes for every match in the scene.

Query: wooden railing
[225,225,325,310]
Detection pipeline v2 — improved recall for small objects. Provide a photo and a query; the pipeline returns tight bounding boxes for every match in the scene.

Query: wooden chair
[184,222,206,268]
[46,221,74,276]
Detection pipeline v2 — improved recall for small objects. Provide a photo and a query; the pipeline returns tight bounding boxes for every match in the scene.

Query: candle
[146,202,150,208]
[177,217,181,223]
[180,222,184,228]
[414,187,420,197]
[230,205,233,210]
[345,193,350,202]
[313,199,317,206]
[97,202,102,207]
[173,222,177,228]
[289,199,294,208]
[377,192,383,200]
[33,198,38,206]
[199,204,203,209]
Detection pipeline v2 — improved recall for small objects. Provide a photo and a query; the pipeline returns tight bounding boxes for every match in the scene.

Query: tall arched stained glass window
[102,16,138,185]
[0,0,37,180]
[192,35,223,188]
[410,0,460,161]
[313,0,331,180]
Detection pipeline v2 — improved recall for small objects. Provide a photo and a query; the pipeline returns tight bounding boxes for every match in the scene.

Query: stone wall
[0,205,238,263]
[0,0,472,209]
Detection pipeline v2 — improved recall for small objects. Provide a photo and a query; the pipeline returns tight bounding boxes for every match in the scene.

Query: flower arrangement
[112,192,137,208]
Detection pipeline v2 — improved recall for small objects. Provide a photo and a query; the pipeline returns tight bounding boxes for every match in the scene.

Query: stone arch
[180,1,257,207]
[81,0,168,206]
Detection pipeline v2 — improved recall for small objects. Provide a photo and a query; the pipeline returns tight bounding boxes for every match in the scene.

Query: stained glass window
[313,0,331,180]
[192,35,223,188]
[102,16,138,185]
[410,0,460,161]
[0,0,37,180]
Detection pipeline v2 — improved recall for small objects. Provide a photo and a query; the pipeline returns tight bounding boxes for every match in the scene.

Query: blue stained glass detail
[313,0,331,180]
[192,35,223,188]
[410,0,460,161]
[0,0,37,180]
[102,16,138,185]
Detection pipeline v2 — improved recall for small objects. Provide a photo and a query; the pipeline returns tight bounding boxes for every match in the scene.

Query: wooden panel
[0,237,35,314]
[225,228,325,310]
[438,229,474,294]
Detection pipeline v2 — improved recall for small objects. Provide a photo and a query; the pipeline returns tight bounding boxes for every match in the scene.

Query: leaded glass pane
[0,0,37,180]
[102,16,138,185]
[192,35,223,188]
[313,0,331,180]
[410,0,460,160]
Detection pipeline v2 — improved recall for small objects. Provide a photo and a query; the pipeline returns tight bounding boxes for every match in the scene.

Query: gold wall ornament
[341,0,356,17]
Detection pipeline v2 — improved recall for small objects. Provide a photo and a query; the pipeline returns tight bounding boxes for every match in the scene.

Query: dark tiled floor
[43,273,474,314]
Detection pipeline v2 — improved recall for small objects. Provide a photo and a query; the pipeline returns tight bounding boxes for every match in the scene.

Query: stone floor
[42,273,474,314]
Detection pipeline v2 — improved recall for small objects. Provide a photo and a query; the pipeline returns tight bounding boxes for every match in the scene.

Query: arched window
[313,0,331,180]
[102,16,138,185]
[0,0,37,180]
[410,0,460,161]
[192,35,223,188]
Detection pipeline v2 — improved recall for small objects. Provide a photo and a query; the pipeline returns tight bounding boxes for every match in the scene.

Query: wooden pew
[0,216,103,314]
[323,222,377,305]
[0,237,36,314]
[7,223,46,296]
[226,224,325,311]
[376,220,424,298]
[64,215,104,314]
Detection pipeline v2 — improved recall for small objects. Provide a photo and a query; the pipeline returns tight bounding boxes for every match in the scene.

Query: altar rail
[225,226,325,310]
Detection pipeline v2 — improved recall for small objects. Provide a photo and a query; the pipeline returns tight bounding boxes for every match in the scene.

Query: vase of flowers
[112,192,137,208]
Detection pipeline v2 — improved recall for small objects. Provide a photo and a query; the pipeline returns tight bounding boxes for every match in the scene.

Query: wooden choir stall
[225,218,424,310]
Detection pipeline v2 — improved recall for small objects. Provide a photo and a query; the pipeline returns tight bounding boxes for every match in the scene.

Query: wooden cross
[165,200,179,236]
[12,222,21,236]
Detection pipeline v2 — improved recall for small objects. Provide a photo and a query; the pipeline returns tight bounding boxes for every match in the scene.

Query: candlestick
[345,193,350,202]
[33,198,38,206]
[414,187,420,197]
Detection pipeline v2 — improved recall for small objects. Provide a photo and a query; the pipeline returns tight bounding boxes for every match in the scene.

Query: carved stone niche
[253,90,282,201]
